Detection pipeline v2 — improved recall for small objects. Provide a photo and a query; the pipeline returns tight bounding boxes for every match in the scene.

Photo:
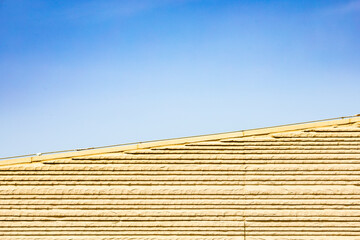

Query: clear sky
[1,0,360,158]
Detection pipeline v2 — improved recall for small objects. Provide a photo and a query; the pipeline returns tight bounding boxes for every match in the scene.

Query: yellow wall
[1,117,360,239]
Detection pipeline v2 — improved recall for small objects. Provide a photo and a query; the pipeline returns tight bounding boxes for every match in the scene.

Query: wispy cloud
[323,0,360,15]
[61,0,193,22]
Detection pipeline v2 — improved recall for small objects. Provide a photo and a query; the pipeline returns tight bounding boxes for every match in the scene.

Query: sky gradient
[1,0,360,158]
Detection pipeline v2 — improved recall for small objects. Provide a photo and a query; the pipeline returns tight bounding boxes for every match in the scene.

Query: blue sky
[1,0,360,158]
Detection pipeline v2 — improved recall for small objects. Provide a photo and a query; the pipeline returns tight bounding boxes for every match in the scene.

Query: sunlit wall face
[1,0,359,158]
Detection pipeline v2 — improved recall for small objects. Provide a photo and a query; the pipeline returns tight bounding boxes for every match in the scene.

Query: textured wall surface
[1,120,360,239]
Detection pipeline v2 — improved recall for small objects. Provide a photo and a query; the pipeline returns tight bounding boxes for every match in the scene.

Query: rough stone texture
[2,123,360,239]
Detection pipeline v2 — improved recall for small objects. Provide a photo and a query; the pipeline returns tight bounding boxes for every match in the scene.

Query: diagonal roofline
[1,115,360,167]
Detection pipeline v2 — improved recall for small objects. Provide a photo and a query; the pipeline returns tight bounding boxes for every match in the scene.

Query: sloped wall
[1,122,360,239]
